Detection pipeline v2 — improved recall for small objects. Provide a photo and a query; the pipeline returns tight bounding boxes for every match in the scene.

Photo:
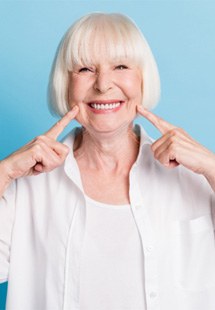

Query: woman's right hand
[0,106,79,189]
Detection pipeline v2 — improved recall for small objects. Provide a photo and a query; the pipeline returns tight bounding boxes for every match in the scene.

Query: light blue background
[0,1,214,308]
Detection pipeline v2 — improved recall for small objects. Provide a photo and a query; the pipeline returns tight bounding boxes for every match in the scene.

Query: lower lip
[88,102,124,114]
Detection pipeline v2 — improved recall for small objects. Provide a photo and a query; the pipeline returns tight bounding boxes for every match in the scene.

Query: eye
[78,67,93,73]
[115,64,128,70]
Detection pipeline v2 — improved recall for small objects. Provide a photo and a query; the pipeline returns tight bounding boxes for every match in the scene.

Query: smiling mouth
[88,100,124,111]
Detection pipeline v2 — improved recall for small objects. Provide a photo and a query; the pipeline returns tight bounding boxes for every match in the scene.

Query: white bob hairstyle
[48,12,161,116]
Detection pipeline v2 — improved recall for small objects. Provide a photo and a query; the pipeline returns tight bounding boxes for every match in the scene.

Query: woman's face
[68,58,142,135]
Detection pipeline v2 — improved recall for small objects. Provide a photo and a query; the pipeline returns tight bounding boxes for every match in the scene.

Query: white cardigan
[0,125,215,310]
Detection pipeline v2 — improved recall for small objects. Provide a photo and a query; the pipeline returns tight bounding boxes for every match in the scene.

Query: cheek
[68,74,90,106]
[123,75,142,99]
[68,82,82,105]
[68,82,90,125]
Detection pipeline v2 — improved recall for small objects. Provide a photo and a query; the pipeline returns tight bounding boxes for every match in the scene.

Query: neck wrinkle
[74,124,140,172]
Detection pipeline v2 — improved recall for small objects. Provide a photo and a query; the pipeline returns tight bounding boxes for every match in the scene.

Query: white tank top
[78,195,146,309]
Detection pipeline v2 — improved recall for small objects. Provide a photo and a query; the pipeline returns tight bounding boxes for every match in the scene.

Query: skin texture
[68,59,142,135]
[68,59,143,204]
[0,59,215,201]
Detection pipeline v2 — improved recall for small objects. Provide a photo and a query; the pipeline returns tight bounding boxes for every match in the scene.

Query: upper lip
[87,99,125,105]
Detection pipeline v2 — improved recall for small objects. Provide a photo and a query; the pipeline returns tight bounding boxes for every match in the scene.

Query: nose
[93,71,113,93]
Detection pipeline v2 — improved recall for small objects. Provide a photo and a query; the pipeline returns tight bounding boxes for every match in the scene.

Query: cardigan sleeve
[0,181,16,283]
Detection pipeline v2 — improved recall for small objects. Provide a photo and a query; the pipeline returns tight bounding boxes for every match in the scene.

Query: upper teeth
[90,102,121,110]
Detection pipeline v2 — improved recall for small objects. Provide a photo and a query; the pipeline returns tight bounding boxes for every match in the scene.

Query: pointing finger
[45,105,79,140]
[137,105,175,134]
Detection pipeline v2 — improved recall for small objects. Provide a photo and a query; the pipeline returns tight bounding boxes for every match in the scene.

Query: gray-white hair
[48,12,161,116]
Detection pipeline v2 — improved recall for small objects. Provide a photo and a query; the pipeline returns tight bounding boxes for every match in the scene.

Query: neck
[74,124,140,172]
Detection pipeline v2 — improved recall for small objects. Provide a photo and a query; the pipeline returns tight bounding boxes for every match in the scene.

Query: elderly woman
[0,12,215,310]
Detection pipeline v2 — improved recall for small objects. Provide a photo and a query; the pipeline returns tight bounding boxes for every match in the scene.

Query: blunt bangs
[65,14,145,70]
[49,13,161,116]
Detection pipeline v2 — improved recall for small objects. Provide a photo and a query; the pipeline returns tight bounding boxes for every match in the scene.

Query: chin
[84,119,133,136]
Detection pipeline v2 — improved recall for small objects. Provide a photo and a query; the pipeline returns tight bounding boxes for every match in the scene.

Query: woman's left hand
[137,105,215,191]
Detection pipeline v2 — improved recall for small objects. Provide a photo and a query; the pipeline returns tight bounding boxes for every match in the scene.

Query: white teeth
[90,102,121,110]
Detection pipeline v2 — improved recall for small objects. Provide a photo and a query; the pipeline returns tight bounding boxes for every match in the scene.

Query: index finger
[45,105,79,139]
[137,105,175,134]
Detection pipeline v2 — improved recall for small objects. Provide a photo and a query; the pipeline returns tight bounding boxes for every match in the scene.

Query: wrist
[203,155,215,192]
[0,160,14,196]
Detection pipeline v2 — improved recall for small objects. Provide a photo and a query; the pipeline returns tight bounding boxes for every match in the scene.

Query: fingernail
[72,105,79,111]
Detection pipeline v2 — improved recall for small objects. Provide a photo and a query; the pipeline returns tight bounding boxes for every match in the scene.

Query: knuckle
[177,127,184,132]
[58,154,67,164]
[169,127,184,136]
[169,128,178,136]
[33,143,42,152]
[178,127,187,135]
[58,144,70,156]
[35,135,46,142]
[53,154,64,166]
[32,142,47,156]
[169,135,177,144]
